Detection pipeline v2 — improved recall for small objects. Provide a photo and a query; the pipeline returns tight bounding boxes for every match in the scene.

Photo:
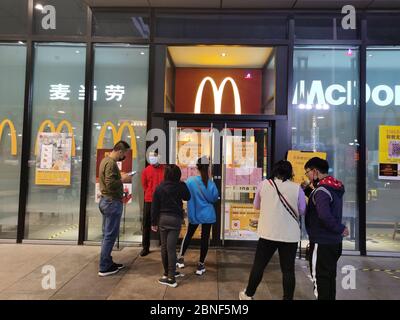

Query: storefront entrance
[168,119,271,247]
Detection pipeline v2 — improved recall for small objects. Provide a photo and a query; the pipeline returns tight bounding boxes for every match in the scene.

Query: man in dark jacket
[304,157,349,300]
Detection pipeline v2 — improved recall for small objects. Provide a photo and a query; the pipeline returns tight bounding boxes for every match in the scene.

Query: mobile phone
[128,171,137,176]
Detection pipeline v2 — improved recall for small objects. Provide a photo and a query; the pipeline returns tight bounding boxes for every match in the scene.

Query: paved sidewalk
[0,244,399,300]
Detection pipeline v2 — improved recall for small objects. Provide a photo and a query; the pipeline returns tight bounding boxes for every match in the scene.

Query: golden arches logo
[194,76,242,115]
[0,119,17,156]
[35,120,76,156]
[97,121,137,158]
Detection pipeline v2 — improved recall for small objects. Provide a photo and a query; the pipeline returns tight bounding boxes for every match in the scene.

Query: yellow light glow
[194,77,241,114]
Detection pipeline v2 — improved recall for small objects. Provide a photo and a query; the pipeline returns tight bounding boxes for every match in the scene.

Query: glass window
[156,14,287,40]
[0,43,26,239]
[0,0,28,35]
[33,0,87,36]
[25,43,86,240]
[92,11,150,38]
[366,47,400,253]
[291,46,360,251]
[85,44,149,243]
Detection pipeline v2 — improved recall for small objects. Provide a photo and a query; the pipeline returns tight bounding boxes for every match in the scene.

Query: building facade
[1,0,400,256]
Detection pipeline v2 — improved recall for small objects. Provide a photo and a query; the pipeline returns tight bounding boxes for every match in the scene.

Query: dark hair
[164,164,181,182]
[197,156,210,187]
[113,140,130,152]
[271,160,294,182]
[304,157,329,174]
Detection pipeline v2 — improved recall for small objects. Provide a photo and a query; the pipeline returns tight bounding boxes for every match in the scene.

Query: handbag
[268,179,300,228]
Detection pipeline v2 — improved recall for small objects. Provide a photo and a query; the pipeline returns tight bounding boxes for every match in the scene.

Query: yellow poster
[287,150,327,184]
[35,132,72,186]
[378,125,400,180]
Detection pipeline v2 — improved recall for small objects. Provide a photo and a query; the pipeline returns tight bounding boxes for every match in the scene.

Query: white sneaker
[176,257,185,269]
[239,290,253,300]
[195,262,206,276]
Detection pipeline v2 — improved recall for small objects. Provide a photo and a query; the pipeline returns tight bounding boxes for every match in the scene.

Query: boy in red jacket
[140,151,164,256]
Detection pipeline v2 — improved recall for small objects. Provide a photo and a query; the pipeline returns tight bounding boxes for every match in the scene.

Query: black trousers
[308,242,342,300]
[245,238,298,300]
[142,202,152,251]
[179,223,212,263]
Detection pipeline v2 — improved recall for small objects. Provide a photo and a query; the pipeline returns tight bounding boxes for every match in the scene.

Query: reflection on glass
[0,43,26,239]
[291,46,359,251]
[222,129,268,241]
[25,43,86,240]
[86,44,149,243]
[366,47,400,253]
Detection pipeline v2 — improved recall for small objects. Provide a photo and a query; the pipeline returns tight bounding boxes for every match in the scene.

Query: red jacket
[141,164,165,202]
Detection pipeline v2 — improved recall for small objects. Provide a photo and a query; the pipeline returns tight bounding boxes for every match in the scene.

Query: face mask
[149,156,159,165]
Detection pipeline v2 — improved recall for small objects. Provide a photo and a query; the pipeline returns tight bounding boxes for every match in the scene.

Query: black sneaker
[176,257,185,269]
[112,263,125,270]
[98,264,119,277]
[196,262,206,276]
[158,277,178,288]
[140,249,150,257]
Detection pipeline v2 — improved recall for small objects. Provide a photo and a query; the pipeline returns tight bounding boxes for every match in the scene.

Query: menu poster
[35,132,72,186]
[287,150,327,185]
[224,203,260,241]
[95,149,133,203]
[378,125,400,180]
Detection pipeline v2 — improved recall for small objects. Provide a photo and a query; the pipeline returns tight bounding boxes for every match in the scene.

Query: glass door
[221,125,269,243]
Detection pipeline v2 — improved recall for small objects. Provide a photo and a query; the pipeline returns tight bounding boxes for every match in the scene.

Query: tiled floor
[0,244,399,300]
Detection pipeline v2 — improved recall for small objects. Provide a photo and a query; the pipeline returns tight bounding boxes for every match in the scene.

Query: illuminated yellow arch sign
[194,76,242,115]
[35,120,76,156]
[0,119,17,155]
[97,121,137,158]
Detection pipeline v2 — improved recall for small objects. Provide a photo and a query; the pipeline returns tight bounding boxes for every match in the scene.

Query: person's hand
[121,172,132,183]
[342,227,349,237]
[151,225,158,232]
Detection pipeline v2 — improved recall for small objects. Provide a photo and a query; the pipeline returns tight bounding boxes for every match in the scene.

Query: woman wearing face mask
[177,156,219,276]
[141,151,165,256]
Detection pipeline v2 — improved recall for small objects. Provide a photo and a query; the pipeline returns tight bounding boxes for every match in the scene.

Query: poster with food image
[35,132,72,186]
[224,203,260,241]
[378,125,400,180]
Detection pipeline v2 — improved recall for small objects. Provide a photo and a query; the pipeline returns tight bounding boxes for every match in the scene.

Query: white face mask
[148,156,159,165]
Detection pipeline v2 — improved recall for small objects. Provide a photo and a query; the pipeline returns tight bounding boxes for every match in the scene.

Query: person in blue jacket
[177,156,219,275]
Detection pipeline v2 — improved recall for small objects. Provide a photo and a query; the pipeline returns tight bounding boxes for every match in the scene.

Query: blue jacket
[186,176,219,224]
[305,176,346,244]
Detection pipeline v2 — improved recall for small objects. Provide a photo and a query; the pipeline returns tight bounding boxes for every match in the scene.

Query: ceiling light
[140,52,145,55]
[57,110,65,114]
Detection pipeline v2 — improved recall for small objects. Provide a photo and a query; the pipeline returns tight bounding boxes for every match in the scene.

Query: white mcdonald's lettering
[194,77,242,114]
[97,121,137,158]
[0,119,17,155]
[35,120,76,156]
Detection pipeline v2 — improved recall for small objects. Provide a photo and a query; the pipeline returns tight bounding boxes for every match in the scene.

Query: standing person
[151,165,191,288]
[98,141,132,277]
[177,156,219,276]
[141,151,165,256]
[304,157,349,300]
[239,160,306,300]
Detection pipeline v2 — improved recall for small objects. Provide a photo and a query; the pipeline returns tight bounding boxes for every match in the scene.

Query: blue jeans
[99,197,123,272]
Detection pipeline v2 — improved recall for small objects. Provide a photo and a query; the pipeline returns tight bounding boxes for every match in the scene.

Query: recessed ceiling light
[75,50,80,54]
[140,52,145,55]
[35,4,44,11]
[57,110,65,114]
[18,41,24,45]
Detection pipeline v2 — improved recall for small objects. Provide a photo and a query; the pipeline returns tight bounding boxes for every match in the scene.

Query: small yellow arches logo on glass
[194,76,242,115]
[0,119,17,156]
[97,121,137,158]
[35,120,76,156]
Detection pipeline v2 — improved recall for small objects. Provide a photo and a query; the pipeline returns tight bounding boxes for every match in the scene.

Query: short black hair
[304,157,329,174]
[164,164,181,182]
[113,140,130,152]
[271,160,293,182]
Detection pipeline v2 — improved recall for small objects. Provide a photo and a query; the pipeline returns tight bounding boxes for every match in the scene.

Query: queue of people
[98,140,347,299]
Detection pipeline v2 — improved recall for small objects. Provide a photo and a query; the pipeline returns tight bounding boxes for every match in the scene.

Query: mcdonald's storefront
[1,0,400,256]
